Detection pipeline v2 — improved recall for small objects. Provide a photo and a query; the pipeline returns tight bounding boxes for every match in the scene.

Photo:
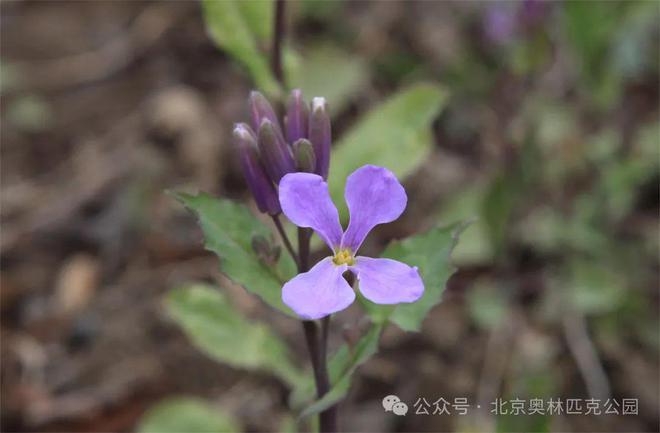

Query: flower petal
[279,172,343,250]
[352,257,424,304]
[282,258,355,319]
[342,165,407,252]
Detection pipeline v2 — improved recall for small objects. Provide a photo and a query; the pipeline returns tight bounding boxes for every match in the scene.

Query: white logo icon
[382,395,400,412]
[383,395,408,416]
[393,401,409,416]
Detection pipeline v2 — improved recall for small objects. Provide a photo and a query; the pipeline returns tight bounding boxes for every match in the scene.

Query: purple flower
[279,165,424,319]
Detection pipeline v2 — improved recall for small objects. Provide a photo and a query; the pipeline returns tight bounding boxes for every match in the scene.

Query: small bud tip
[312,97,326,111]
[233,123,252,140]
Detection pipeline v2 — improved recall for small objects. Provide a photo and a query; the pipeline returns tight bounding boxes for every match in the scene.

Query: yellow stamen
[332,248,355,266]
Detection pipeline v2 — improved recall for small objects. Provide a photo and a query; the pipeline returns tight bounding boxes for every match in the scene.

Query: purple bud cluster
[483,0,550,45]
[234,90,331,215]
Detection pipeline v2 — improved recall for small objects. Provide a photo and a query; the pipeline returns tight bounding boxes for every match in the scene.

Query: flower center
[332,248,355,266]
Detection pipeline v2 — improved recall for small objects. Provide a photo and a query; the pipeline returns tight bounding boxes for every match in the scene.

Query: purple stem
[269,3,336,429]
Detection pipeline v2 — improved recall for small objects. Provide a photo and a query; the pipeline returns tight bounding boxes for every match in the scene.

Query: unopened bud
[251,234,271,257]
[249,91,284,139]
[258,119,295,184]
[286,89,309,144]
[292,139,316,173]
[309,97,331,179]
[234,123,281,215]
[251,234,280,265]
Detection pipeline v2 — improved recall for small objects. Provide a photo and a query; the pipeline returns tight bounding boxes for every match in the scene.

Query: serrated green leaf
[298,323,383,419]
[362,222,467,331]
[166,284,302,386]
[138,397,240,433]
[328,83,448,219]
[172,191,294,317]
[202,0,280,97]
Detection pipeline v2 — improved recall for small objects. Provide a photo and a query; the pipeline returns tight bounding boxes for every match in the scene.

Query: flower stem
[297,227,311,272]
[271,0,286,86]
[269,1,335,429]
[319,316,338,432]
[272,215,299,268]
[297,227,336,432]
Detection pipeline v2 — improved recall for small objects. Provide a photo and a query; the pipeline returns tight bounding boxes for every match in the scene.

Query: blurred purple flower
[279,165,424,319]
[484,0,550,44]
[484,2,517,44]
[519,0,549,29]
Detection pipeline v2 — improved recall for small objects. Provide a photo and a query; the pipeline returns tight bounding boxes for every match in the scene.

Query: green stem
[272,215,299,268]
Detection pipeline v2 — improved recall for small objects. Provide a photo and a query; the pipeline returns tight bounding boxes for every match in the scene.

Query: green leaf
[496,409,550,433]
[568,260,625,315]
[138,397,240,433]
[362,222,467,331]
[236,0,273,43]
[467,280,509,330]
[6,94,52,132]
[166,284,302,386]
[436,183,493,265]
[202,0,280,97]
[289,44,369,115]
[328,83,448,219]
[298,323,383,419]
[481,171,520,257]
[562,1,632,108]
[172,191,294,317]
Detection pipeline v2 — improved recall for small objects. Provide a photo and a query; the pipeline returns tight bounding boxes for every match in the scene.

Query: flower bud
[292,138,316,173]
[251,234,271,256]
[309,97,331,180]
[234,123,281,215]
[258,119,295,184]
[251,234,281,265]
[286,89,309,144]
[249,91,284,138]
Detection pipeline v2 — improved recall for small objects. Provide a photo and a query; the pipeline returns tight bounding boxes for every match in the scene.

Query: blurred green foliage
[166,284,302,386]
[329,82,448,219]
[288,44,368,115]
[138,397,241,433]
[5,94,52,132]
[202,0,280,96]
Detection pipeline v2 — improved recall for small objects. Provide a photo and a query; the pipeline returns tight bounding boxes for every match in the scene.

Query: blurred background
[1,1,658,432]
